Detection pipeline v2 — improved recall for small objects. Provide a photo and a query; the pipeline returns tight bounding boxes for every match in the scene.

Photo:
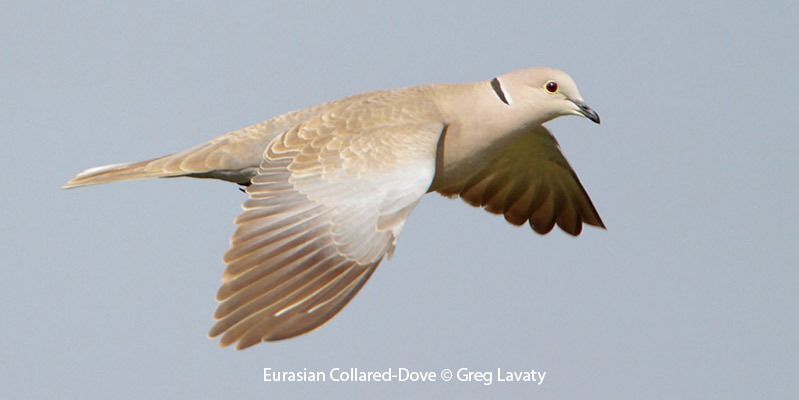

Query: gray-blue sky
[2,1,797,398]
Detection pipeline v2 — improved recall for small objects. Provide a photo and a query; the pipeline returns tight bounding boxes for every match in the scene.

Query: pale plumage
[65,67,605,349]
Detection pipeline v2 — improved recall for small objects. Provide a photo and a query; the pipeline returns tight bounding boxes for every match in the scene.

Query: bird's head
[491,67,600,125]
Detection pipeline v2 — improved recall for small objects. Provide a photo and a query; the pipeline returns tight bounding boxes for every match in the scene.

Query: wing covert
[439,126,604,236]
[209,97,444,348]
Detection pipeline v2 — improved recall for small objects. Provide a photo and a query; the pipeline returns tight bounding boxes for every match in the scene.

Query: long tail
[63,155,186,189]
[63,139,256,189]
[63,103,328,189]
[63,115,308,190]
[64,136,267,189]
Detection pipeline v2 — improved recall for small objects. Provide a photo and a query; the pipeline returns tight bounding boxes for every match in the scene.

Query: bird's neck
[428,82,538,193]
[433,81,539,137]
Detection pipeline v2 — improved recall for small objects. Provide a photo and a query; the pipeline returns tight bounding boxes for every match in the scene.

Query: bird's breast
[428,122,525,194]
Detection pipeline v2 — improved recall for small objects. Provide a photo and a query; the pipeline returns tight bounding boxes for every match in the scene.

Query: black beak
[572,100,600,124]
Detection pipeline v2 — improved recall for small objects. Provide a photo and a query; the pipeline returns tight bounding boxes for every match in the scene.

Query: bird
[65,67,605,350]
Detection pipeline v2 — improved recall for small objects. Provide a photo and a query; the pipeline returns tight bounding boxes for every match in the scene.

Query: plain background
[2,1,797,398]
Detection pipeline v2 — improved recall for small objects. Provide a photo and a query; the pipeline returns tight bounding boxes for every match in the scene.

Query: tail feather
[63,156,184,189]
[63,122,286,190]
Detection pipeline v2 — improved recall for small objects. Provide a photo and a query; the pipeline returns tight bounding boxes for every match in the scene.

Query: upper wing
[438,126,604,236]
[209,95,444,349]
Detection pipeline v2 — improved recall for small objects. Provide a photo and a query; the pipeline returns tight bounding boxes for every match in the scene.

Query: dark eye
[545,81,558,93]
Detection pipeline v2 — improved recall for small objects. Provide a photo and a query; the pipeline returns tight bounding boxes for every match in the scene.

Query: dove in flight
[65,67,604,349]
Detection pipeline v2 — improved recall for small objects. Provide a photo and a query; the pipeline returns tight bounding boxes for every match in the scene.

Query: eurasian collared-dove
[65,67,604,349]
